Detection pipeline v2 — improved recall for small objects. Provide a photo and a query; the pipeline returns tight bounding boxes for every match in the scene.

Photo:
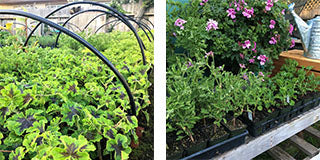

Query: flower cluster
[257,55,268,65]
[289,24,294,35]
[200,0,208,6]
[265,0,274,11]
[174,18,187,30]
[206,19,218,31]
[269,20,276,29]
[227,8,237,19]
[242,7,254,18]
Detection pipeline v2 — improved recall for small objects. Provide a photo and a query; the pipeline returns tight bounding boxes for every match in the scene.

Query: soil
[129,67,154,160]
[167,118,229,158]
[224,119,246,131]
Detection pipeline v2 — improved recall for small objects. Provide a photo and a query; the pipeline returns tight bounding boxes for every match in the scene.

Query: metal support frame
[24,1,146,65]
[0,10,136,116]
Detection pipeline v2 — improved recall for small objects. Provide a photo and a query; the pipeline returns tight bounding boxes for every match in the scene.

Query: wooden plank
[305,127,320,140]
[289,135,318,157]
[280,50,320,71]
[212,105,320,160]
[267,146,295,160]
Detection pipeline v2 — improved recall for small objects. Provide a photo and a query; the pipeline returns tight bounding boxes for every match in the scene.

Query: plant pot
[222,119,247,138]
[181,130,248,160]
[167,149,184,160]
[207,127,229,146]
[185,140,207,156]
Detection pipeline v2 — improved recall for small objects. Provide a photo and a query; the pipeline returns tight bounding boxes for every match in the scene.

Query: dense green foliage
[167,0,291,73]
[0,31,153,160]
[167,57,320,141]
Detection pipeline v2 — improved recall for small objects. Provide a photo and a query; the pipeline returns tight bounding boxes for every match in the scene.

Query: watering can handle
[288,3,295,12]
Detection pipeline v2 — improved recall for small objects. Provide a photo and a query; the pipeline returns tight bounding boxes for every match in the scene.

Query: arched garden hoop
[54,9,151,49]
[82,13,153,41]
[0,9,137,116]
[24,1,146,65]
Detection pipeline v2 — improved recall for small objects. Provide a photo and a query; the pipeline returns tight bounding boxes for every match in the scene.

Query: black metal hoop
[24,1,146,65]
[94,19,121,34]
[82,13,153,41]
[57,22,82,32]
[54,9,151,49]
[0,9,136,116]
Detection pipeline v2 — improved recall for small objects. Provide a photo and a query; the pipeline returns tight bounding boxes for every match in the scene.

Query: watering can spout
[289,3,312,53]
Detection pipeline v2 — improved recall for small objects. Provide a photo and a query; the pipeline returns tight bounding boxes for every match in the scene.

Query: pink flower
[281,9,285,15]
[173,32,176,37]
[289,24,294,35]
[241,0,247,6]
[239,63,246,68]
[249,59,255,63]
[205,51,214,58]
[290,39,295,48]
[259,72,265,77]
[269,37,277,44]
[242,40,251,49]
[265,0,273,11]
[206,19,218,31]
[257,55,268,65]
[240,53,244,59]
[175,18,187,30]
[227,8,237,19]
[200,0,208,5]
[252,41,256,52]
[269,20,276,29]
[242,7,254,18]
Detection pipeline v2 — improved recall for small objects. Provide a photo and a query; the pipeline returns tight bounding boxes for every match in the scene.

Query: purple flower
[206,19,218,31]
[200,2,204,5]
[242,7,254,18]
[242,40,251,49]
[240,53,244,59]
[265,0,273,11]
[289,24,294,35]
[243,73,248,80]
[219,66,223,71]
[261,78,265,82]
[173,32,176,37]
[227,8,237,19]
[239,63,246,68]
[281,9,285,15]
[205,51,214,58]
[269,20,276,29]
[269,37,277,44]
[186,61,193,68]
[257,55,268,65]
[249,59,255,63]
[241,0,247,6]
[203,0,208,2]
[175,18,187,30]
[290,39,295,48]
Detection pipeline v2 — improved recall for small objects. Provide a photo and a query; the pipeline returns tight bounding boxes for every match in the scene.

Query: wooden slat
[213,105,320,160]
[305,127,320,139]
[280,50,320,72]
[289,135,319,157]
[267,146,296,160]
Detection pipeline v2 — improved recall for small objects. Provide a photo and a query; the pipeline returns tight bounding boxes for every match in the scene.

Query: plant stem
[186,128,194,143]
[0,150,13,153]
[97,142,103,160]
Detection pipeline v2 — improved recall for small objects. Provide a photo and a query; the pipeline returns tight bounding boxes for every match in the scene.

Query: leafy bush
[167,0,292,72]
[0,31,153,160]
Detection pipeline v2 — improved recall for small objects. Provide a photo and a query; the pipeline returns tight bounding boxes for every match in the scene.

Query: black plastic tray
[180,130,248,160]
[242,98,319,137]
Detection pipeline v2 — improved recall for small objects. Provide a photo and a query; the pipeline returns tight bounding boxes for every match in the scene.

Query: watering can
[289,3,320,59]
